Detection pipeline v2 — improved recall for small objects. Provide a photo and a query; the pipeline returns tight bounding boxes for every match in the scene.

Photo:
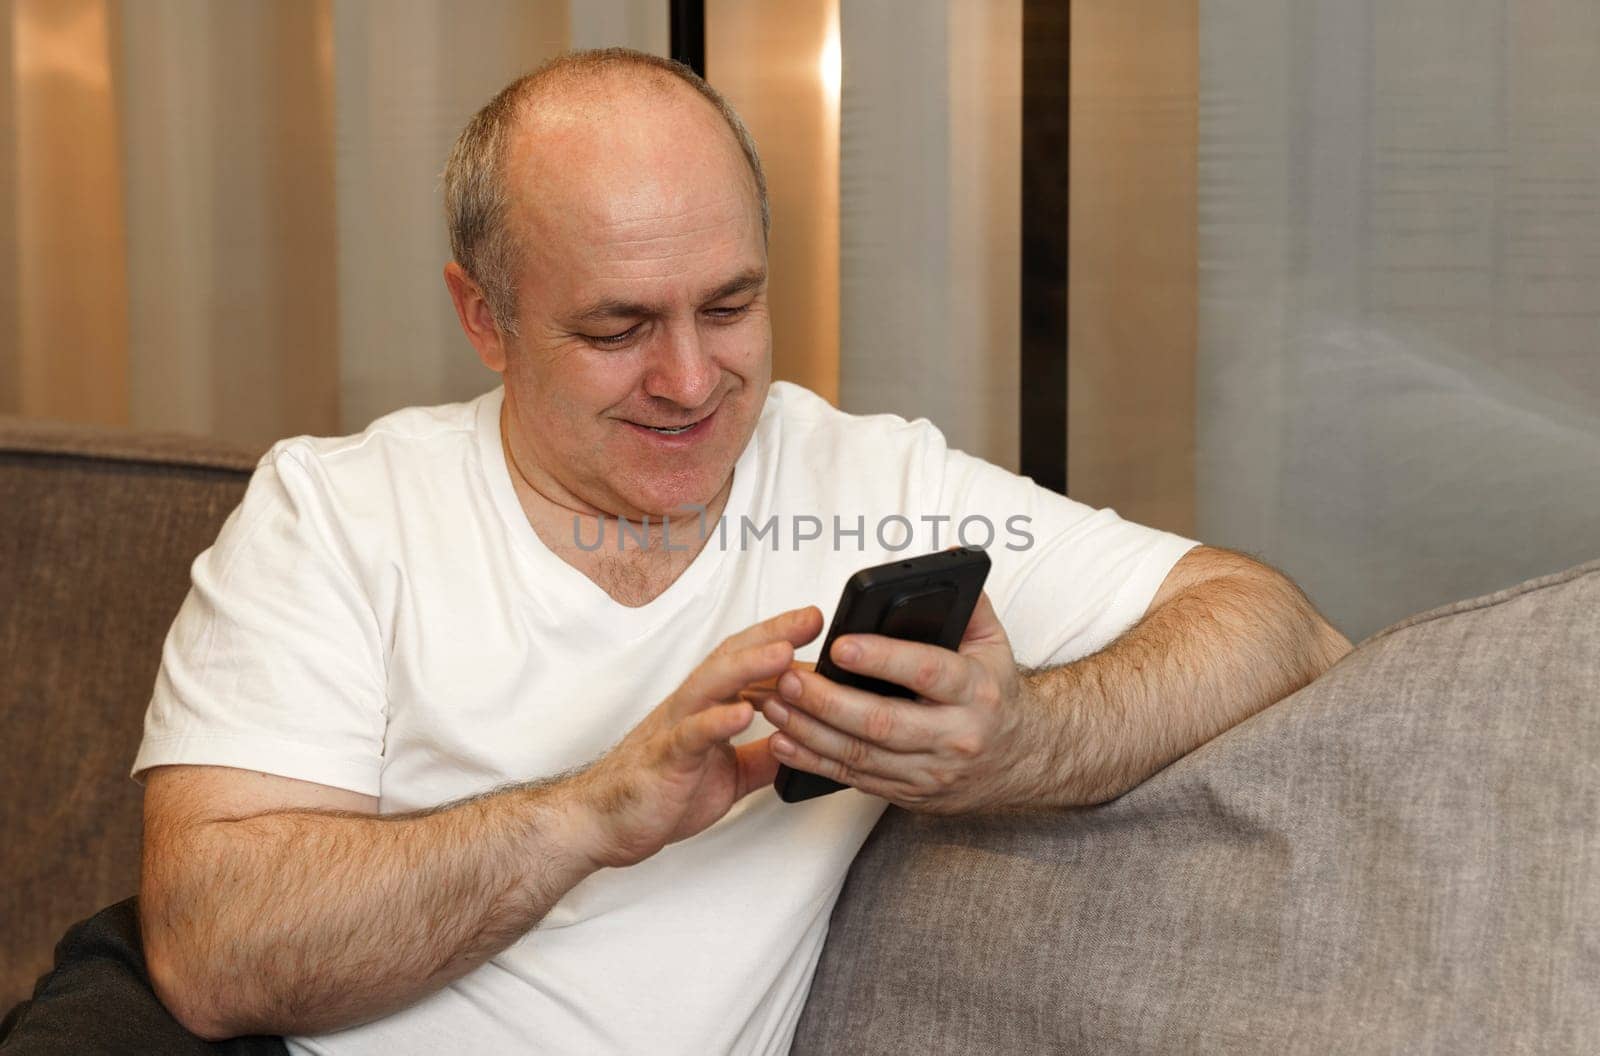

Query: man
[132,48,1350,1054]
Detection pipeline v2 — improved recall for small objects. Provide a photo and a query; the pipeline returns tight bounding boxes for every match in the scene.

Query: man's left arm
[1011,544,1353,807]
[757,545,1353,813]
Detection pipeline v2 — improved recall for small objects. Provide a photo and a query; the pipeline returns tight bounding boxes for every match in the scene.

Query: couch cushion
[793,558,1600,1054]
[0,416,260,1010]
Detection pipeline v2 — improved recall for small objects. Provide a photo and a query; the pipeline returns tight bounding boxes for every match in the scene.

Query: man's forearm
[143,778,601,1040]
[1016,569,1353,808]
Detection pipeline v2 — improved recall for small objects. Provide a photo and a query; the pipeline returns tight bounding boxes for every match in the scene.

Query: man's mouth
[624,405,719,441]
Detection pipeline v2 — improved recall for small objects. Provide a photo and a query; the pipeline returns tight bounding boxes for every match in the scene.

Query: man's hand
[750,551,1352,813]
[748,591,1035,815]
[571,605,824,868]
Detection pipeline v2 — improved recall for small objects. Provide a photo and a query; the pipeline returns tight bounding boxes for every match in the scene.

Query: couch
[3,415,1596,1053]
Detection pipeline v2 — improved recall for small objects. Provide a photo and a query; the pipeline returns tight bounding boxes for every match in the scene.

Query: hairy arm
[140,765,601,1041]
[1017,545,1353,807]
[139,607,815,1042]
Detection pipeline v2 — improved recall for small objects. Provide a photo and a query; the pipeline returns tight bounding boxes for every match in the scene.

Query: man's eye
[586,325,640,347]
[705,304,752,321]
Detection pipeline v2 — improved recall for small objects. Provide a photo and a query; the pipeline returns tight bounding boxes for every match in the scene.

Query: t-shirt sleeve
[932,441,1201,670]
[130,444,388,796]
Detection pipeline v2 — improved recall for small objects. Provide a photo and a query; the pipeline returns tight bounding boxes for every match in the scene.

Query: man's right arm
[140,764,601,1041]
[140,604,825,1042]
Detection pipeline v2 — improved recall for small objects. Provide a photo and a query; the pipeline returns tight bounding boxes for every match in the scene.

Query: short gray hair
[442,48,770,337]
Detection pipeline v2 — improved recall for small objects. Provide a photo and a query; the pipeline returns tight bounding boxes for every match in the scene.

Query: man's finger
[733,736,782,798]
[766,730,918,804]
[738,660,816,703]
[674,642,796,719]
[763,696,933,785]
[713,606,823,658]
[665,701,753,767]
[765,668,936,753]
[822,634,972,706]
[738,686,783,709]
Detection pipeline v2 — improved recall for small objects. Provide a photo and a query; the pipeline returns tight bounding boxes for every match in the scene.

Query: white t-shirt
[133,380,1198,1055]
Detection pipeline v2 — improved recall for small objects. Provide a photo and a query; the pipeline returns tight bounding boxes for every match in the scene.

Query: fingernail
[764,700,789,724]
[772,734,794,755]
[833,640,859,663]
[779,672,802,699]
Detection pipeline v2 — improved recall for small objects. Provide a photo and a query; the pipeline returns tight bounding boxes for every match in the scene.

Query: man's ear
[443,261,510,373]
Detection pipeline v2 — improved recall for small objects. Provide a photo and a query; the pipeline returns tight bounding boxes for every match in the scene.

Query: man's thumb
[734,736,782,798]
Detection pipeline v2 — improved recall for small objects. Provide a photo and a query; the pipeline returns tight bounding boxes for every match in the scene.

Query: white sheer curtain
[1199,0,1600,640]
[330,0,568,431]
[837,0,1021,470]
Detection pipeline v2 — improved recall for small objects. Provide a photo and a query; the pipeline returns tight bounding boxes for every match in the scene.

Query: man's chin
[607,412,753,519]
[617,453,743,516]
[632,489,723,522]
[616,468,733,521]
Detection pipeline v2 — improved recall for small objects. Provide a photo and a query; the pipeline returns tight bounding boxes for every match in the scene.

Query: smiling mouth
[626,405,718,436]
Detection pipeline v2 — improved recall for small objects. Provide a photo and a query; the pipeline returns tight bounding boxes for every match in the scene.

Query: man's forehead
[502,83,763,294]
[522,173,761,281]
[544,176,752,244]
[506,72,747,203]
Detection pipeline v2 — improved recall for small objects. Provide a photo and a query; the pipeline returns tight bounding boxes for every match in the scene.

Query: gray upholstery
[6,412,1595,1051]
[792,558,1600,1053]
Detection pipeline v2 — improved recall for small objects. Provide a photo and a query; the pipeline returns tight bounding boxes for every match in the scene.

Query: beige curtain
[707,0,840,405]
[2,0,130,429]
[1067,0,1197,536]
[1,0,842,450]
[119,0,342,443]
[0,0,679,449]
[329,0,567,432]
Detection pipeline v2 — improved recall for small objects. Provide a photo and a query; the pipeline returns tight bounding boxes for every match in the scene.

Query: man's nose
[642,321,719,408]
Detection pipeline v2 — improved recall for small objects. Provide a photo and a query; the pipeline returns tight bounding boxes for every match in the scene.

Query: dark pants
[0,898,289,1055]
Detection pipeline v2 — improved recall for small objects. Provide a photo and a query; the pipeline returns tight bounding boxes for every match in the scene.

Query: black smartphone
[774,546,992,803]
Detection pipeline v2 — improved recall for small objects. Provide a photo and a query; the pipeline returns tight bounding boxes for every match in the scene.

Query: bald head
[443,49,769,335]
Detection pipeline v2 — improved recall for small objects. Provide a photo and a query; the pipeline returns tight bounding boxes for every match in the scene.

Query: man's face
[498,84,771,522]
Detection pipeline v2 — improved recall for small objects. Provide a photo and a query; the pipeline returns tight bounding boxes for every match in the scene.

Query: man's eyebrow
[701,268,767,304]
[569,297,660,325]
[566,269,767,327]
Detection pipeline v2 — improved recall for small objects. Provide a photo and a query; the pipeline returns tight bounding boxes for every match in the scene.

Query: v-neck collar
[474,386,759,639]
